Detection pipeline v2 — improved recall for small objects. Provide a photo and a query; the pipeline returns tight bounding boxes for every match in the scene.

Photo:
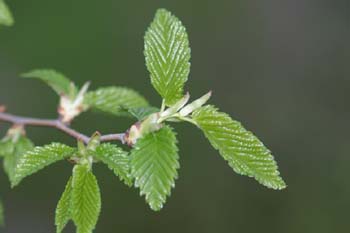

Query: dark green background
[0,0,349,232]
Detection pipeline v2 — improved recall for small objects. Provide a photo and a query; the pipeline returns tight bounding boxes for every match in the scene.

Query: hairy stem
[0,112,125,144]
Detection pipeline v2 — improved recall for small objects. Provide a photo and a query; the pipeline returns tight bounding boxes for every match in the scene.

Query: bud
[6,125,25,142]
[124,112,163,146]
[160,92,190,118]
[179,91,212,116]
[124,122,142,146]
[76,140,93,166]
[77,140,87,156]
[87,132,101,151]
[58,82,90,123]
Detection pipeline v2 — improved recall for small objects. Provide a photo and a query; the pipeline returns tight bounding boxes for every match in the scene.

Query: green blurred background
[0,0,349,232]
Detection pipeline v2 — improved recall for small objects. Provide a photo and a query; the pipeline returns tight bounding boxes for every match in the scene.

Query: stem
[157,113,198,126]
[100,134,125,143]
[0,112,125,144]
[160,99,166,112]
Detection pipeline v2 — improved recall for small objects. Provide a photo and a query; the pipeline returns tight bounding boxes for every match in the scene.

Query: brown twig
[0,112,125,144]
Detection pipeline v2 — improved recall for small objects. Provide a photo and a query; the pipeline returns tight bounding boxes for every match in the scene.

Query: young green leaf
[130,126,179,211]
[93,143,132,186]
[0,200,4,227]
[3,136,34,184]
[0,0,14,26]
[72,164,101,233]
[192,105,286,190]
[128,106,159,120]
[144,9,191,106]
[21,69,77,97]
[55,177,73,233]
[12,143,76,187]
[84,87,149,116]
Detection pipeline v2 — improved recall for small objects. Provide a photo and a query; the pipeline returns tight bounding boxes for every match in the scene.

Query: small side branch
[100,134,125,143]
[0,112,125,144]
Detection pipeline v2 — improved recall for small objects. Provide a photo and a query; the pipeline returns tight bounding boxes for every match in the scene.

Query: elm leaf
[12,143,76,187]
[85,87,149,117]
[93,143,132,186]
[55,177,73,233]
[192,105,286,190]
[22,69,77,97]
[144,9,191,106]
[72,165,101,233]
[130,126,179,211]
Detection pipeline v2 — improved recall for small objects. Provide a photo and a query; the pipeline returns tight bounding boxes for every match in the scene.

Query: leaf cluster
[0,8,286,233]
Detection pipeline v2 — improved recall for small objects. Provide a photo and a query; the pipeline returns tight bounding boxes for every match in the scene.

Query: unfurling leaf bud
[124,112,163,146]
[58,82,90,123]
[87,132,101,151]
[160,92,190,118]
[179,91,212,117]
[6,125,26,142]
[77,140,87,156]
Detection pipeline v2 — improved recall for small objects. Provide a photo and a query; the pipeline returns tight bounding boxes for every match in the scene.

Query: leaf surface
[85,87,149,116]
[144,9,191,106]
[3,136,34,184]
[22,69,77,97]
[128,106,159,120]
[12,143,76,187]
[192,105,286,189]
[72,165,101,233]
[93,143,132,186]
[130,126,179,211]
[55,177,73,233]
